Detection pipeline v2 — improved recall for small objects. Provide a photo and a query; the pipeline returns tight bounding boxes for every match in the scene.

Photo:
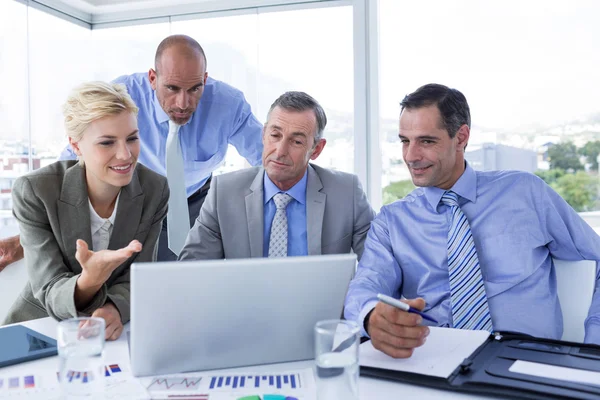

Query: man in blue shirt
[344,83,600,358]
[0,35,263,263]
[179,91,375,261]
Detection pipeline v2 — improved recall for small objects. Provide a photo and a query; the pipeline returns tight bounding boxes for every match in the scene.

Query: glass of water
[57,317,105,399]
[314,319,360,400]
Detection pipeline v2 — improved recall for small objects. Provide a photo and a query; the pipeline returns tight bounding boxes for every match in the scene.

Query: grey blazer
[3,160,168,325]
[179,164,375,260]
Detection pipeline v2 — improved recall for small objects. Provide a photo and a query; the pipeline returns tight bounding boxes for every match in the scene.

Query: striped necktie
[441,191,493,332]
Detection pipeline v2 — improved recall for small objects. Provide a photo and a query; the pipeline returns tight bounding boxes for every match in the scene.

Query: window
[1,3,355,207]
[0,0,27,232]
[257,6,354,173]
[172,13,259,175]
[173,5,355,175]
[91,21,170,82]
[28,7,92,167]
[379,0,600,220]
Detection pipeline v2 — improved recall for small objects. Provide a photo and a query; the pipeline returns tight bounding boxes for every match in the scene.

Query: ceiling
[32,0,331,25]
[54,0,216,13]
[79,0,168,6]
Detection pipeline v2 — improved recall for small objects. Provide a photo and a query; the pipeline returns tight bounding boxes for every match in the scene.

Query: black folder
[360,332,600,400]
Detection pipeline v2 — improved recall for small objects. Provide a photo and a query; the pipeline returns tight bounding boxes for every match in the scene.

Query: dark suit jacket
[179,164,375,260]
[3,160,168,325]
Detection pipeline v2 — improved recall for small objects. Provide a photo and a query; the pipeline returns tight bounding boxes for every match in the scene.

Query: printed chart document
[0,357,147,400]
[360,326,490,378]
[0,351,315,400]
[140,367,316,400]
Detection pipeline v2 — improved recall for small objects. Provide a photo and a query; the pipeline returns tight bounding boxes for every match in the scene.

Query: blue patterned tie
[441,191,493,332]
[268,193,293,257]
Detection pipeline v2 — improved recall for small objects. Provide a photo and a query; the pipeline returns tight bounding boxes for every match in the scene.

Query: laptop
[129,254,357,377]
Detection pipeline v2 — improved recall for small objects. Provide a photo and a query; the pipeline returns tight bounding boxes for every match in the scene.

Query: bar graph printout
[0,364,315,399]
[208,372,302,390]
[0,375,46,389]
[142,368,316,400]
[0,373,59,399]
[0,361,147,400]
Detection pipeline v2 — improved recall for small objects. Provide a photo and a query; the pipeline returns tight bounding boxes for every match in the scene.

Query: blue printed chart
[209,373,302,390]
[0,360,147,400]
[60,363,123,383]
[142,368,316,400]
[0,374,60,399]
[0,375,39,390]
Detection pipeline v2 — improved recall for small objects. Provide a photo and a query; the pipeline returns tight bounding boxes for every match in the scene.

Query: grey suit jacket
[179,164,375,260]
[3,160,169,325]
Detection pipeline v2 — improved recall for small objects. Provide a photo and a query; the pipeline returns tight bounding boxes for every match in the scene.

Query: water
[58,342,105,399]
[316,352,359,400]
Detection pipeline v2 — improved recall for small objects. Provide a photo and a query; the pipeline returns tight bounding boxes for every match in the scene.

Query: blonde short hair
[63,81,139,143]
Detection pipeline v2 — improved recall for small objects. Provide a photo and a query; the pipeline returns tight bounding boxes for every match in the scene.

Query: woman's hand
[74,239,141,310]
[75,239,142,287]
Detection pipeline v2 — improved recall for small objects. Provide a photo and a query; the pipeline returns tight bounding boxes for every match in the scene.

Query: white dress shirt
[88,192,120,251]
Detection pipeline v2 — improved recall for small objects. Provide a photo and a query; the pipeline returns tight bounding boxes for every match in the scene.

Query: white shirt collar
[88,191,121,235]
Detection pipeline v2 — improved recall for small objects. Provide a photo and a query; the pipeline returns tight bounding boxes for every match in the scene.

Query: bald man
[1,34,263,265]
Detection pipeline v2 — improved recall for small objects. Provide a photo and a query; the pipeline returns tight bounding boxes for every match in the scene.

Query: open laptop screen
[130,254,356,376]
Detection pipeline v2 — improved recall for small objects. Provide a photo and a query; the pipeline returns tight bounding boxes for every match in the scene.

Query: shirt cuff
[584,321,600,346]
[359,300,379,338]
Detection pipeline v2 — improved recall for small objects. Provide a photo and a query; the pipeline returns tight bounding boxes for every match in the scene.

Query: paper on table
[509,360,600,387]
[0,357,147,400]
[360,326,490,378]
[140,367,316,400]
[0,373,60,399]
[103,361,149,400]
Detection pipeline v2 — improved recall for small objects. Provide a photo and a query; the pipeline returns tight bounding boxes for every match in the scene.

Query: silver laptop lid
[130,254,356,376]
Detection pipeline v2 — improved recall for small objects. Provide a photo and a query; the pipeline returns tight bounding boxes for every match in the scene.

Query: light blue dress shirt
[59,73,263,197]
[263,170,308,257]
[345,163,600,344]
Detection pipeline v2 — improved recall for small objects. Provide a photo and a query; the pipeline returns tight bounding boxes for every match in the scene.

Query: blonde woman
[3,82,169,340]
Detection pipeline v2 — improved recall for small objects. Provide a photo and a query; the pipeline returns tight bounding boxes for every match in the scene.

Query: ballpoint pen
[377,293,438,324]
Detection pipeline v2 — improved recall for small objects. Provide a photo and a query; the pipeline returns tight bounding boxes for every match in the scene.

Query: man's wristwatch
[364,309,374,335]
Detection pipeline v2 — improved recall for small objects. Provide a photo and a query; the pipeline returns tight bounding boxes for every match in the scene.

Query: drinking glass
[57,317,105,399]
[314,319,360,400]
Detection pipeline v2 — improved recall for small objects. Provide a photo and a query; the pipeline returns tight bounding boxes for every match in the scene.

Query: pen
[377,293,439,324]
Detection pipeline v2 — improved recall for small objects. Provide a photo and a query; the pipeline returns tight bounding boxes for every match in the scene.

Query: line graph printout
[147,377,203,391]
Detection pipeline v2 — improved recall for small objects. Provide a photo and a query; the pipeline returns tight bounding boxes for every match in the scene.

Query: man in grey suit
[179,91,375,260]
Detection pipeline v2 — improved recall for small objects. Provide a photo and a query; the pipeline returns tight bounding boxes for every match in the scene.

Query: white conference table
[6,317,496,400]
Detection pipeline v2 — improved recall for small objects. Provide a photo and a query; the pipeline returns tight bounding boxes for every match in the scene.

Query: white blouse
[88,192,121,252]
